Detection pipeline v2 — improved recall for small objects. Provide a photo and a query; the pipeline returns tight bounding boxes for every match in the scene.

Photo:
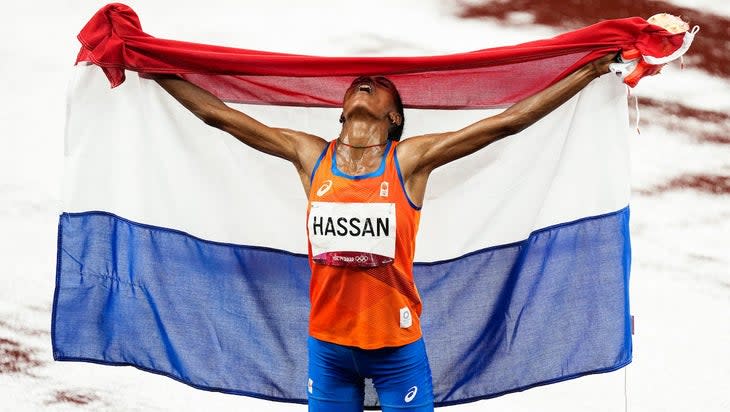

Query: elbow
[498,111,531,137]
[195,105,226,129]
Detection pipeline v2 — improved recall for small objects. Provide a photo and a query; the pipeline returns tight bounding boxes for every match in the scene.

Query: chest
[311,176,392,203]
[334,149,385,176]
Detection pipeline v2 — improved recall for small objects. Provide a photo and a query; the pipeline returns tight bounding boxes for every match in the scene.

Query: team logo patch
[316,180,333,197]
[380,181,389,197]
[399,307,412,328]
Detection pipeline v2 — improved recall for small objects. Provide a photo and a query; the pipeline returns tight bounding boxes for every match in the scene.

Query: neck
[338,118,390,148]
[337,139,388,149]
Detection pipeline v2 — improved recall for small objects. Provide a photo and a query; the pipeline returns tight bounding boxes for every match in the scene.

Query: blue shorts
[307,337,434,412]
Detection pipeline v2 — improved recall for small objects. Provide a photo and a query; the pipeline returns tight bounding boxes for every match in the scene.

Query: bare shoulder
[396,132,449,177]
[276,128,327,148]
[274,128,328,170]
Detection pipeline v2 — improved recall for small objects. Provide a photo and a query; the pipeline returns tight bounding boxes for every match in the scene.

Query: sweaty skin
[154,53,615,206]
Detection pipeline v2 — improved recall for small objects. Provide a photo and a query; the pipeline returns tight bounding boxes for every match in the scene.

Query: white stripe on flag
[64,65,629,261]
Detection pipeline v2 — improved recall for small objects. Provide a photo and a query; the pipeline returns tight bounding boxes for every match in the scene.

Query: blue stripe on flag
[52,208,631,407]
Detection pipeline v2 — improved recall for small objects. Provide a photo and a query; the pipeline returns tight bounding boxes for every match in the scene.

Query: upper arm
[398,111,516,177]
[210,106,327,173]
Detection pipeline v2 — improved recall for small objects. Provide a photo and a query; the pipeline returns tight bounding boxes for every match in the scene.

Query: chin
[343,100,379,119]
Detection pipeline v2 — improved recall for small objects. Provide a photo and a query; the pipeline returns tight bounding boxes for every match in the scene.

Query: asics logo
[316,180,333,197]
[404,386,417,403]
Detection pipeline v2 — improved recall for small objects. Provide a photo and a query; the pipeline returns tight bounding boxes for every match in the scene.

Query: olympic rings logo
[354,255,369,263]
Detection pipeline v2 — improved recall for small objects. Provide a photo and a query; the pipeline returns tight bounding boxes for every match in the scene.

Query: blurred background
[0,1,727,410]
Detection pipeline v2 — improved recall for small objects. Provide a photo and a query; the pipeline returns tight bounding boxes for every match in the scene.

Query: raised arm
[154,76,327,191]
[394,53,616,206]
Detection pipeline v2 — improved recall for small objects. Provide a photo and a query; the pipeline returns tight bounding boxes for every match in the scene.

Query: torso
[306,140,424,349]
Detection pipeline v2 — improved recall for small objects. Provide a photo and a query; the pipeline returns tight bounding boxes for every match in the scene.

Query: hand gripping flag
[53,3,690,408]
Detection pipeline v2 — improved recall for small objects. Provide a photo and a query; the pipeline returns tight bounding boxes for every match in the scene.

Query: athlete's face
[342,76,399,118]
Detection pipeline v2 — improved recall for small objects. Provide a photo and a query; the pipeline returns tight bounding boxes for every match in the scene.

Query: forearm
[153,75,284,152]
[503,59,609,134]
[154,75,230,124]
[400,54,615,174]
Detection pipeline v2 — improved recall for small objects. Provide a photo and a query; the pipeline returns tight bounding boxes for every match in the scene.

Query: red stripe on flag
[76,3,685,107]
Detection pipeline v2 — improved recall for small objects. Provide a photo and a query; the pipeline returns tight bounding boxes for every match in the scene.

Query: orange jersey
[306,140,423,349]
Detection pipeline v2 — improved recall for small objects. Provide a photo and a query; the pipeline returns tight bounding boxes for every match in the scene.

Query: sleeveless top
[306,139,423,349]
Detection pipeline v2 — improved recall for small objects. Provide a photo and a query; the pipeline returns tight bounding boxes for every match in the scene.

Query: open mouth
[357,83,373,93]
[346,76,378,97]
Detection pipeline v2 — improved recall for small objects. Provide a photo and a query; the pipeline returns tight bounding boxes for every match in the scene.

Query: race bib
[308,202,396,267]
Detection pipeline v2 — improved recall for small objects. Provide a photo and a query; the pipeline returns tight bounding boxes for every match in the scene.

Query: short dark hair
[347,76,405,141]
